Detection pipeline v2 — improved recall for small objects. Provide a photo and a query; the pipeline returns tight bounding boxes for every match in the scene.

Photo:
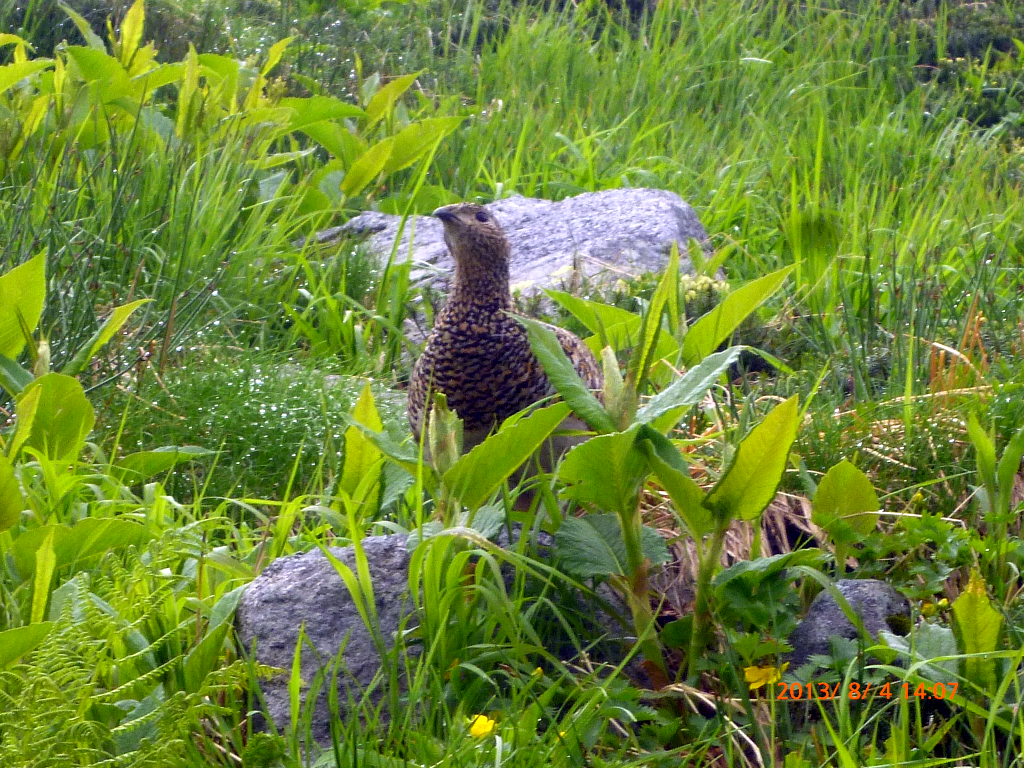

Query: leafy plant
[519,247,796,682]
[966,413,1024,591]
[810,459,881,575]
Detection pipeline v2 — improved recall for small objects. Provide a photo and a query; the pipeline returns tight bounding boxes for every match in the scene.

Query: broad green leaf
[340,137,393,198]
[967,413,996,493]
[0,353,32,397]
[365,71,420,125]
[301,120,365,164]
[125,41,157,78]
[341,381,384,502]
[58,2,105,49]
[637,424,689,472]
[558,425,646,514]
[184,620,230,693]
[880,621,959,682]
[132,61,185,90]
[427,392,462,476]
[281,95,367,131]
[682,265,794,366]
[66,46,131,101]
[297,184,333,215]
[630,245,678,386]
[135,107,173,146]
[346,419,437,495]
[208,584,247,633]
[31,529,56,624]
[555,513,669,578]
[704,395,799,521]
[63,298,151,376]
[811,459,880,537]
[0,253,45,359]
[467,503,505,539]
[0,623,53,668]
[996,422,1024,515]
[261,36,294,76]
[713,552,823,630]
[637,346,742,426]
[0,59,53,95]
[601,345,635,428]
[516,316,617,434]
[118,0,145,68]
[197,53,238,86]
[0,34,31,50]
[601,346,625,406]
[0,452,23,533]
[443,402,571,511]
[111,445,213,483]
[641,436,712,536]
[12,517,150,578]
[8,383,40,460]
[17,373,95,462]
[382,116,465,174]
[546,290,640,346]
[176,45,199,139]
[713,550,824,589]
[952,569,1002,691]
[660,617,692,649]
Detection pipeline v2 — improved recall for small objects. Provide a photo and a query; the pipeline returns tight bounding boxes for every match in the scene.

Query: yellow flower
[469,714,496,738]
[921,598,949,617]
[744,663,789,691]
[532,667,543,677]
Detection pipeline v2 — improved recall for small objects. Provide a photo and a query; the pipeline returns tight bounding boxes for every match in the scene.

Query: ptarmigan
[407,203,603,459]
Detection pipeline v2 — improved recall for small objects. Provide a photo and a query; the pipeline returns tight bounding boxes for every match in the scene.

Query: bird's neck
[451,259,513,311]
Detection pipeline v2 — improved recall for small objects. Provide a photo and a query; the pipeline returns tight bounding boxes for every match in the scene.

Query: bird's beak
[433,206,458,223]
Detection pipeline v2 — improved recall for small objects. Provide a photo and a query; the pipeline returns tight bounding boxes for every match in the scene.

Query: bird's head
[433,203,510,272]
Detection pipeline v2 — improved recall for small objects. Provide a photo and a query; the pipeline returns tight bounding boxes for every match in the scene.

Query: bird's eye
[475,211,489,222]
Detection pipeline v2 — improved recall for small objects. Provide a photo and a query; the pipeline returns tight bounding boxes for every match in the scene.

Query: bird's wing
[407,349,430,440]
[551,325,604,393]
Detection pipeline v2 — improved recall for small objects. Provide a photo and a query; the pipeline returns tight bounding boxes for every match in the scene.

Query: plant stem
[687,520,729,681]
[620,500,668,684]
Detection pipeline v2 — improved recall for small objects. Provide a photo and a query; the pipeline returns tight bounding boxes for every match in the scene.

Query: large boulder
[786,579,911,670]
[236,532,632,744]
[311,188,711,295]
[236,535,412,744]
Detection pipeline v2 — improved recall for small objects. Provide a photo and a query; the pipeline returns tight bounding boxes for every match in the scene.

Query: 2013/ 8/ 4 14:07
[776,681,959,701]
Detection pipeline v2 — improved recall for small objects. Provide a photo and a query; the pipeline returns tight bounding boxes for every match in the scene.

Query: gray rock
[235,535,412,744]
[311,188,711,294]
[236,532,634,744]
[786,579,911,669]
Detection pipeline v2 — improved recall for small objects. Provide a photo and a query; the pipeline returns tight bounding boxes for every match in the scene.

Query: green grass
[101,348,409,499]
[4,0,1024,764]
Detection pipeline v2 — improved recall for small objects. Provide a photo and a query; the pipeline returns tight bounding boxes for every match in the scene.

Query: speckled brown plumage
[408,203,602,446]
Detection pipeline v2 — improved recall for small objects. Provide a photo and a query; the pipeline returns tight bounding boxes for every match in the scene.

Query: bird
[407,202,603,469]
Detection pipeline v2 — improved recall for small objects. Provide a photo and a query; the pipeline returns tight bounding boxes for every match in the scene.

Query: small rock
[786,579,911,669]
[308,189,711,294]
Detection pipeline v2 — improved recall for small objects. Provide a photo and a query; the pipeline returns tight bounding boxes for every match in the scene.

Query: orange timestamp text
[775,681,959,701]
